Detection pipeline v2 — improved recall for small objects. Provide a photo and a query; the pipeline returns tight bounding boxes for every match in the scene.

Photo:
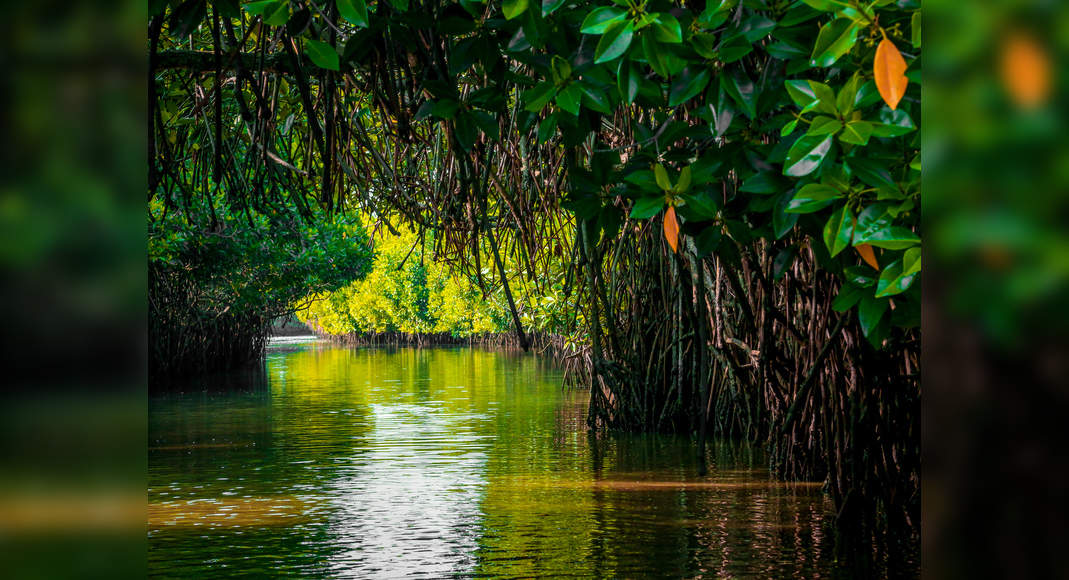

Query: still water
[150,339,847,578]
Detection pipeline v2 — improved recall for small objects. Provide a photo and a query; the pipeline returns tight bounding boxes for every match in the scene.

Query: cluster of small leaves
[149,196,374,320]
[507,0,920,347]
[298,228,515,336]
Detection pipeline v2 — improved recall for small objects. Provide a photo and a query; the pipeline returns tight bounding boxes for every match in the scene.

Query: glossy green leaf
[337,0,368,27]
[503,0,528,20]
[595,20,635,63]
[580,6,626,34]
[912,12,921,48]
[555,84,583,115]
[617,61,640,104]
[668,68,711,107]
[858,294,888,339]
[740,171,786,194]
[537,114,558,144]
[875,250,921,297]
[832,282,866,312]
[839,121,873,145]
[717,35,753,63]
[654,164,673,191]
[304,38,340,71]
[855,226,920,250]
[652,13,683,43]
[675,166,692,193]
[523,82,558,112]
[822,204,854,256]
[870,109,916,137]
[810,18,859,67]
[806,116,842,136]
[783,134,833,177]
[723,71,756,119]
[773,190,799,239]
[785,183,842,213]
[630,196,665,219]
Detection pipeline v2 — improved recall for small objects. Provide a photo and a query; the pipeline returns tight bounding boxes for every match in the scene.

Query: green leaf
[836,73,860,115]
[580,82,613,114]
[680,193,718,221]
[722,71,756,119]
[336,0,368,27]
[264,1,291,26]
[537,114,558,144]
[822,204,854,256]
[717,35,753,63]
[581,6,627,34]
[806,116,843,136]
[617,60,640,104]
[542,0,567,16]
[643,34,669,77]
[801,0,845,11]
[630,196,665,219]
[523,82,558,112]
[654,164,673,191]
[739,171,786,194]
[773,191,799,239]
[454,111,477,151]
[668,68,711,107]
[773,245,798,279]
[870,108,916,137]
[471,110,499,141]
[810,18,859,67]
[652,13,683,43]
[783,134,833,177]
[555,84,583,116]
[691,33,717,59]
[855,226,920,250]
[387,0,408,11]
[781,118,800,137]
[694,226,723,257]
[595,20,635,64]
[875,253,920,297]
[839,121,873,145]
[503,0,528,20]
[844,265,877,287]
[785,183,842,213]
[676,166,692,193]
[832,283,866,312]
[845,158,897,190]
[858,294,888,339]
[911,12,921,48]
[304,38,340,71]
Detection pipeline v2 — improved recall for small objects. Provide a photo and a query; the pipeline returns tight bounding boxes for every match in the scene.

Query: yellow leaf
[664,206,679,253]
[874,38,909,110]
[1000,32,1051,109]
[855,243,878,270]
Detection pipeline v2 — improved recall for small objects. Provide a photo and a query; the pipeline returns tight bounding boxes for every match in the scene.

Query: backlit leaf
[664,205,680,253]
[874,38,909,110]
[855,243,878,269]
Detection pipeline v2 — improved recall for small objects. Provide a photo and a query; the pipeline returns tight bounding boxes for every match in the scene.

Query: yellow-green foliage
[299,226,507,337]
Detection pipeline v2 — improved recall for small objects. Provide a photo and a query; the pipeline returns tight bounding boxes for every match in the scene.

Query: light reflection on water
[149,343,867,578]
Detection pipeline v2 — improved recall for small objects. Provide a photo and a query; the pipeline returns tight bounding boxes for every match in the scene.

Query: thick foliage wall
[149,198,373,377]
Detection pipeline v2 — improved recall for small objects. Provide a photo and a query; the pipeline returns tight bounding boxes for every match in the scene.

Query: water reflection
[149,341,903,577]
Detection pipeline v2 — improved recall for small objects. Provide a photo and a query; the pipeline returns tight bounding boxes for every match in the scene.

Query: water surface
[150,340,849,578]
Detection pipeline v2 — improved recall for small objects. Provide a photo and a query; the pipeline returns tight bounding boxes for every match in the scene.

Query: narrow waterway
[149,339,855,577]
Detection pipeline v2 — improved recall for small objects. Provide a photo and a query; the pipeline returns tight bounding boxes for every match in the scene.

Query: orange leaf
[1000,32,1051,109]
[874,38,909,110]
[664,206,679,253]
[855,243,878,270]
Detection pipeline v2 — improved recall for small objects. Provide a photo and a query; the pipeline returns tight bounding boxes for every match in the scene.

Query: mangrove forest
[149,0,920,575]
